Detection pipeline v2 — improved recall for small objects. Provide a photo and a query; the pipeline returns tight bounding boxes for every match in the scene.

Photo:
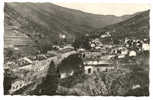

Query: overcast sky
[54,3,150,16]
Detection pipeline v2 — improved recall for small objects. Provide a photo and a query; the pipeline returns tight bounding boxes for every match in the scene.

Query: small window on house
[88,68,91,74]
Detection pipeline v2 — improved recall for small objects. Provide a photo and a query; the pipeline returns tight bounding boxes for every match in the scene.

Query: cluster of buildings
[78,33,150,76]
[80,52,115,75]
[5,32,150,83]
[79,39,116,75]
[111,37,150,58]
[124,38,149,52]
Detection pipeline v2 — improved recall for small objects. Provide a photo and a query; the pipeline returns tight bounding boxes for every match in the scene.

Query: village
[4,30,150,95]
[78,32,149,75]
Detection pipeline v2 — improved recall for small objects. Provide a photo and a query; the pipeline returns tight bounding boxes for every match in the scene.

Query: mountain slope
[4,2,134,54]
[6,3,132,31]
[92,10,150,39]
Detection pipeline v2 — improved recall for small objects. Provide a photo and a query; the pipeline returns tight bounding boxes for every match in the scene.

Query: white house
[142,43,150,51]
[95,46,101,50]
[118,54,126,59]
[129,50,137,57]
[121,48,128,55]
[132,84,141,90]
[90,43,96,48]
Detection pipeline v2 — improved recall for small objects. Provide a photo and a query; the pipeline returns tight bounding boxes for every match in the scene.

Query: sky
[54,3,150,16]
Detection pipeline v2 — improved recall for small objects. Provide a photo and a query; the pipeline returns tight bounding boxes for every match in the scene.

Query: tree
[72,36,91,50]
[58,54,84,76]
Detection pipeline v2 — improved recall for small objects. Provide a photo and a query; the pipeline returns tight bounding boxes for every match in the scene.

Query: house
[111,47,128,55]
[90,42,96,48]
[84,65,94,75]
[95,46,101,50]
[100,32,111,38]
[142,43,149,51]
[78,48,86,52]
[129,50,137,57]
[100,55,116,60]
[121,48,128,55]
[83,51,102,59]
[83,59,114,75]
[117,54,126,59]
[132,84,141,90]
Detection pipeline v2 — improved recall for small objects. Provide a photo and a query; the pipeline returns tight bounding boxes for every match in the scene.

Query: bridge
[9,50,77,95]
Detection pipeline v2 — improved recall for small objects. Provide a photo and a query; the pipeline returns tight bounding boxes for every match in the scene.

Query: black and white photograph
[3,1,150,96]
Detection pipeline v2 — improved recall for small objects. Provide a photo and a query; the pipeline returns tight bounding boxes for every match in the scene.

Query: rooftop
[83,59,113,66]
